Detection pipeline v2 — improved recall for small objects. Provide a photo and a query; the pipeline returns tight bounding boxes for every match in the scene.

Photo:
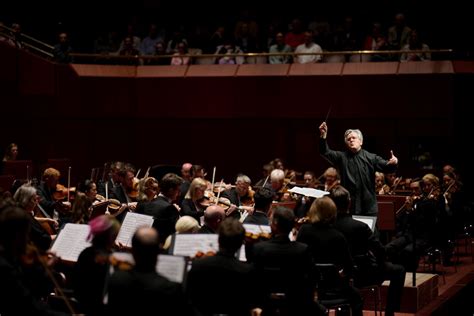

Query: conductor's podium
[380,273,439,313]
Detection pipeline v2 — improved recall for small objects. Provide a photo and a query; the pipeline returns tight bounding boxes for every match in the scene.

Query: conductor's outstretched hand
[387,150,398,165]
[319,122,328,139]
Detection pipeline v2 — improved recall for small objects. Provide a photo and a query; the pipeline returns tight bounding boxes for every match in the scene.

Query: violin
[89,194,123,219]
[194,250,217,258]
[109,252,134,271]
[34,203,57,235]
[53,184,76,201]
[240,187,255,207]
[244,230,271,242]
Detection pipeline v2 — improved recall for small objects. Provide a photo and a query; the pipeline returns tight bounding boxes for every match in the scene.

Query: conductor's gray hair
[344,129,363,143]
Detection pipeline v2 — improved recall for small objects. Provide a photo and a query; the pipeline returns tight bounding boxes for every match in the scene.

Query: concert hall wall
[0,44,471,186]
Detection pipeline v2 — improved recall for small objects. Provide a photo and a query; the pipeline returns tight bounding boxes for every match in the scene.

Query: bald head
[181,163,193,181]
[132,227,160,271]
[204,205,226,230]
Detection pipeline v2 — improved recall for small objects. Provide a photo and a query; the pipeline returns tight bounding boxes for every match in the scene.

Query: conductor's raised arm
[319,122,328,139]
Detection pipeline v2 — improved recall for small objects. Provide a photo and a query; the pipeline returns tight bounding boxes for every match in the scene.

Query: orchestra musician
[0,205,66,315]
[36,168,71,221]
[74,215,121,315]
[108,164,138,220]
[294,171,318,218]
[322,167,340,192]
[386,173,453,270]
[269,169,292,202]
[375,172,391,195]
[181,177,209,224]
[220,174,255,219]
[13,184,57,252]
[135,173,183,245]
[107,227,191,315]
[243,187,273,225]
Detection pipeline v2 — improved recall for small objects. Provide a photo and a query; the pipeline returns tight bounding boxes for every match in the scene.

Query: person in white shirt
[294,30,323,64]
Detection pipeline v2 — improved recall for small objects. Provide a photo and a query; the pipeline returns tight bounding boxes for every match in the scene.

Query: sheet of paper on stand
[288,186,329,198]
[50,223,91,262]
[115,212,154,248]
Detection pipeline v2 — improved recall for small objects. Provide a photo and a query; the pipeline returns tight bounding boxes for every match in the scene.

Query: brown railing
[69,49,454,65]
[0,24,54,58]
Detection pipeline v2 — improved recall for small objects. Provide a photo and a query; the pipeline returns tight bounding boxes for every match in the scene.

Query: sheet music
[116,212,154,248]
[288,186,329,198]
[352,215,377,232]
[50,224,91,262]
[109,252,187,284]
[171,234,219,257]
[156,255,187,283]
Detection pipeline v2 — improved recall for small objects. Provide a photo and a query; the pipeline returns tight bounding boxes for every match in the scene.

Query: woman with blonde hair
[181,177,208,223]
[163,215,200,250]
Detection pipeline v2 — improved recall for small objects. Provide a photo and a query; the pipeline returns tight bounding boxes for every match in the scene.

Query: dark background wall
[0,43,471,188]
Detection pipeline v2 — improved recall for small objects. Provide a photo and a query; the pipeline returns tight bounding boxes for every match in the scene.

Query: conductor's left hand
[387,150,398,165]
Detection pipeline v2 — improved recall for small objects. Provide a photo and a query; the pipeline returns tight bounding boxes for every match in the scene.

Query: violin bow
[144,166,151,179]
[261,175,270,189]
[135,168,141,178]
[216,179,224,201]
[211,166,216,191]
[67,166,71,203]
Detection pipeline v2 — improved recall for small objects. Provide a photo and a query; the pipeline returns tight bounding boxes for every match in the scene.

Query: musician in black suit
[0,205,67,316]
[252,206,325,315]
[197,204,226,234]
[136,173,183,244]
[107,227,189,315]
[36,168,70,220]
[186,218,260,316]
[331,185,405,316]
[243,187,273,225]
[297,196,363,316]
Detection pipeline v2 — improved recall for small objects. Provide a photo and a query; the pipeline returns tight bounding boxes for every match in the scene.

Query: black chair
[314,263,353,316]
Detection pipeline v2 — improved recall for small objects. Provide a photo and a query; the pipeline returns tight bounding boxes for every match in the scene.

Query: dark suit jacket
[297,222,354,277]
[252,235,314,310]
[186,252,259,316]
[36,182,56,217]
[140,196,179,242]
[108,268,189,315]
[243,211,269,225]
[181,198,205,223]
[335,214,385,260]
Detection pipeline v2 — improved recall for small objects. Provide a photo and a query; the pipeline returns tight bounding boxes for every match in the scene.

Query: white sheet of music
[288,186,329,198]
[156,255,187,283]
[172,234,218,257]
[50,223,91,262]
[108,252,187,284]
[352,215,377,232]
[116,212,154,247]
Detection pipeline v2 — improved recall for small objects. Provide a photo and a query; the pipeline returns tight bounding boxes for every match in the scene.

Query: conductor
[319,121,398,215]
